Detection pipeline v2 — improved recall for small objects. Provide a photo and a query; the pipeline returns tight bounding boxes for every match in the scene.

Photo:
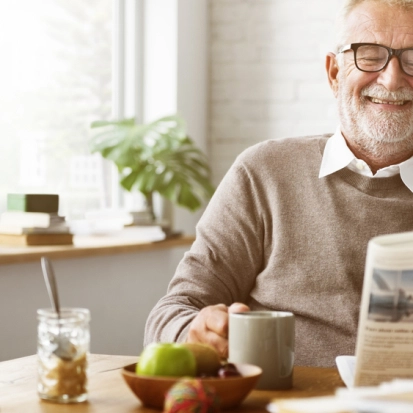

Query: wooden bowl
[121,362,262,410]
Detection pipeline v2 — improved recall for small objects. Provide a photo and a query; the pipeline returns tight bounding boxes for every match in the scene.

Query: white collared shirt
[319,127,413,193]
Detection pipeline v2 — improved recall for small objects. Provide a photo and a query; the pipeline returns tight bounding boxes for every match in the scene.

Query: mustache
[361,85,413,101]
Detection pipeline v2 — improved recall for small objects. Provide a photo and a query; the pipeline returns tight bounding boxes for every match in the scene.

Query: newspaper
[354,231,413,387]
[268,379,413,413]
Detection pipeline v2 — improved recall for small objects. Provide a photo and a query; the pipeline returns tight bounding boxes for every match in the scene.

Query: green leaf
[120,169,141,191]
[91,118,136,128]
[90,113,215,211]
[177,184,201,211]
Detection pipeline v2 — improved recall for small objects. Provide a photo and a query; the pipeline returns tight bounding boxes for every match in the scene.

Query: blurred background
[0,0,343,361]
[0,0,342,235]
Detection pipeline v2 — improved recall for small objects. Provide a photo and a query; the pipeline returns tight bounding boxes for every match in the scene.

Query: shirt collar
[400,156,413,192]
[318,127,413,193]
[319,127,354,178]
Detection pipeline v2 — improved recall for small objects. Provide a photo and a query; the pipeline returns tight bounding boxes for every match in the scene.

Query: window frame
[111,0,145,209]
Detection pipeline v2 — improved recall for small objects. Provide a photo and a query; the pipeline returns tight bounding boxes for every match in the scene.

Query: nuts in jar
[37,308,90,403]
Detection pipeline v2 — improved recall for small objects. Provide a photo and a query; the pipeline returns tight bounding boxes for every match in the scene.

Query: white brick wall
[209,0,343,184]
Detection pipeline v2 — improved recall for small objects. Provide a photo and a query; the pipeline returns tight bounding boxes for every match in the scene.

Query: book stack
[0,194,73,246]
[128,210,155,226]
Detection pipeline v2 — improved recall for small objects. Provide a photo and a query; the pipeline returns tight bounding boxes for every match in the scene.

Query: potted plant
[89,114,215,222]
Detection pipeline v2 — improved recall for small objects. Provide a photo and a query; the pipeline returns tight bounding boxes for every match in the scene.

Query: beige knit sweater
[144,135,413,367]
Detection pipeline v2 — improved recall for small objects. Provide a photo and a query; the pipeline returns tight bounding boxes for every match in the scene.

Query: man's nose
[376,56,410,91]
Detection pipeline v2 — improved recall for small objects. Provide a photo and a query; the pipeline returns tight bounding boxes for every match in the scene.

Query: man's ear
[326,52,339,98]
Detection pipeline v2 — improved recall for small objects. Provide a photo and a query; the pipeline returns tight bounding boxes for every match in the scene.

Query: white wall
[0,247,188,362]
[209,0,342,183]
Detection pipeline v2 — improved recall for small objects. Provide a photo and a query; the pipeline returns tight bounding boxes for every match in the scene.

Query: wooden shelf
[0,233,195,265]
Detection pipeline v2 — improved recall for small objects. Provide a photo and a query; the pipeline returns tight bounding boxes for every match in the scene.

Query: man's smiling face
[329,0,413,164]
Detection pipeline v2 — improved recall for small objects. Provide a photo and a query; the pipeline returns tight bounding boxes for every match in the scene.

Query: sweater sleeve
[144,156,265,346]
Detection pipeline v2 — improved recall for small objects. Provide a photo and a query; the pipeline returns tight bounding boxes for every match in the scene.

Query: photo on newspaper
[354,231,413,387]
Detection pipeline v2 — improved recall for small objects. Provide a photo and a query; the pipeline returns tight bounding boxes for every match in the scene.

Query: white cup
[229,311,295,390]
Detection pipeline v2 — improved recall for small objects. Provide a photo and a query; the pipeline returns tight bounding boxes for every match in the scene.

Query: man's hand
[186,302,250,358]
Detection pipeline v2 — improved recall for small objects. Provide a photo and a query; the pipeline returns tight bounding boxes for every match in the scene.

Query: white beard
[337,79,413,159]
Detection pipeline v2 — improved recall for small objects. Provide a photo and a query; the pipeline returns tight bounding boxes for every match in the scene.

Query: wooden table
[0,354,344,412]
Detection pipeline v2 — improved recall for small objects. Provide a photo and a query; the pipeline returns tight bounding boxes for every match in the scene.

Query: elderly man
[144,0,413,367]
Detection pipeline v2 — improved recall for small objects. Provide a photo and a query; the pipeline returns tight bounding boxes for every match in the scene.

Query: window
[0,0,208,235]
[0,0,126,218]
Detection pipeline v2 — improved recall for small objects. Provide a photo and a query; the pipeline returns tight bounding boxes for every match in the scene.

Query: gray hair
[335,0,413,51]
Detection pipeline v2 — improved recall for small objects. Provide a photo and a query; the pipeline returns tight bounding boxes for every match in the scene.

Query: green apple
[136,343,196,377]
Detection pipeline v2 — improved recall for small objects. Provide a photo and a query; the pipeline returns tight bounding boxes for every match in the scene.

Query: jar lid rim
[37,308,90,321]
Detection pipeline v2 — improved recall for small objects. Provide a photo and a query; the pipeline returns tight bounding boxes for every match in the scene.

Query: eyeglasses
[337,43,413,76]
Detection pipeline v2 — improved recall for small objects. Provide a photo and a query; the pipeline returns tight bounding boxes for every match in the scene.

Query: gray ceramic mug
[229,311,295,390]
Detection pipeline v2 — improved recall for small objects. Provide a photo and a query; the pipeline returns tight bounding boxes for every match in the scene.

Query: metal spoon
[41,256,76,360]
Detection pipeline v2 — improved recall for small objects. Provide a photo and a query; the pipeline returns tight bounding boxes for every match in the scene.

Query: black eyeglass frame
[337,42,413,77]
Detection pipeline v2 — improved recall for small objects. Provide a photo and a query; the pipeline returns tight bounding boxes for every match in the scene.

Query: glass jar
[37,308,90,403]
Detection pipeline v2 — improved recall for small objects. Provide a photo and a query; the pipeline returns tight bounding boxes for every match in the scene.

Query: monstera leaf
[90,115,215,213]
